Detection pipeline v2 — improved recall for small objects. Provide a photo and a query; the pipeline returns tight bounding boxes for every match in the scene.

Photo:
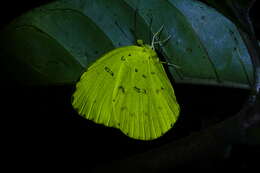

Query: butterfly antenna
[167,62,181,69]
[160,61,181,69]
[151,25,164,50]
[153,35,172,46]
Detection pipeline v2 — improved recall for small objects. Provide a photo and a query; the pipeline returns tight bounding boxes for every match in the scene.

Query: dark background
[1,0,259,172]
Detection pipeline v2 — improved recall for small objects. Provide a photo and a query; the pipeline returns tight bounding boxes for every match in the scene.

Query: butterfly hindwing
[110,46,180,140]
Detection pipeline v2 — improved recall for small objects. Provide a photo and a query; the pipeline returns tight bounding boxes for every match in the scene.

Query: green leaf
[0,0,254,88]
[199,0,256,34]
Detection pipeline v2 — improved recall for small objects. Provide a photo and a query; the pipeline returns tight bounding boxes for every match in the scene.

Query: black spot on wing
[118,86,125,93]
[135,68,138,72]
[104,66,114,76]
[134,86,141,93]
[142,74,147,78]
[133,86,147,94]
[156,87,165,94]
[121,106,127,111]
[121,56,126,61]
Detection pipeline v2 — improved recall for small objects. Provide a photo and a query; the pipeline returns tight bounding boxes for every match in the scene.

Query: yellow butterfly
[72,26,180,140]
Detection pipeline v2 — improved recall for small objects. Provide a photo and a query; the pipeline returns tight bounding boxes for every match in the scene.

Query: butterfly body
[72,41,180,140]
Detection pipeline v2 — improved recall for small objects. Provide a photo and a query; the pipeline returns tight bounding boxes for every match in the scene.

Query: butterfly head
[137,39,157,57]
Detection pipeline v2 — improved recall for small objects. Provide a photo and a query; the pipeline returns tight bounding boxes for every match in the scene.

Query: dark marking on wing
[121,56,126,61]
[128,53,131,56]
[135,68,138,72]
[121,106,127,111]
[134,86,141,93]
[104,66,114,76]
[118,86,125,93]
[142,74,147,78]
[133,86,147,94]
